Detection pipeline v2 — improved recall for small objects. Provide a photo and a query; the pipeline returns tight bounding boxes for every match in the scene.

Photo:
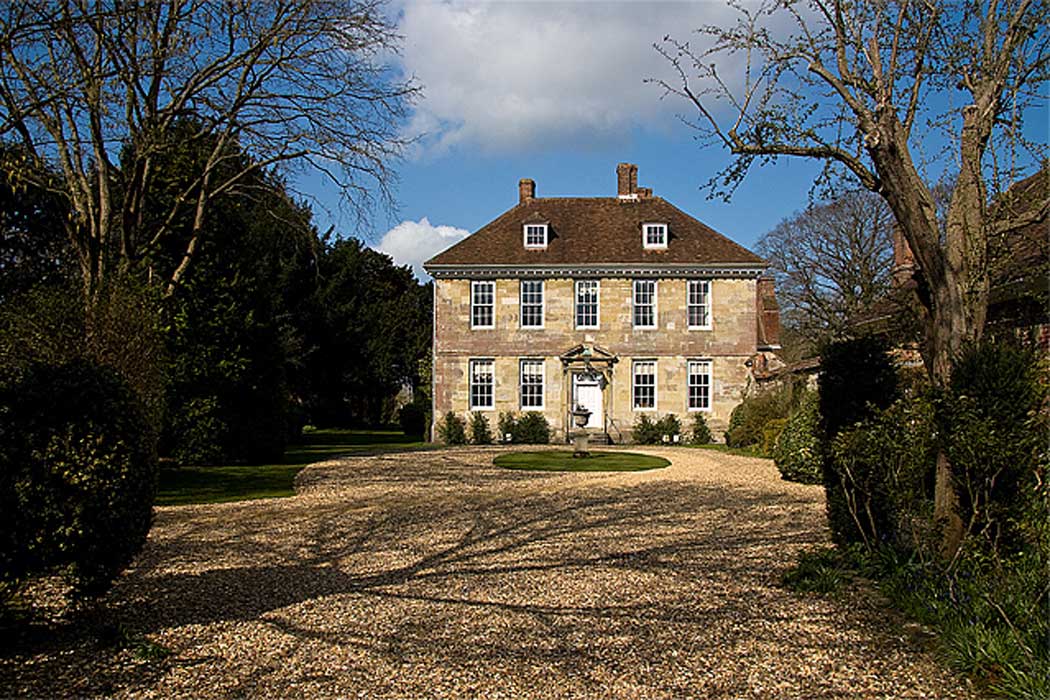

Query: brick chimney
[519,178,535,204]
[617,163,638,198]
[756,276,781,350]
[892,224,916,286]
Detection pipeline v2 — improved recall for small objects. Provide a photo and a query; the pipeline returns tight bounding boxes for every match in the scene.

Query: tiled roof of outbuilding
[425,197,765,268]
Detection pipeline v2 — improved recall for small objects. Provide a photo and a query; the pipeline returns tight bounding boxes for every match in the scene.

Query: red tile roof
[425,196,765,269]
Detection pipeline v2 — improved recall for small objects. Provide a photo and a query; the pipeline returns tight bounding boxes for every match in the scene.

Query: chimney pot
[892,224,916,286]
[519,178,535,204]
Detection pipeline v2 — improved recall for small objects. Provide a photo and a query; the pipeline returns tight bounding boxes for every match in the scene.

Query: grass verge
[157,429,426,506]
[494,450,670,472]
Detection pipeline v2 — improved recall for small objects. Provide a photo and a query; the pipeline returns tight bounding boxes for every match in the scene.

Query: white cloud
[375,217,470,280]
[396,1,745,155]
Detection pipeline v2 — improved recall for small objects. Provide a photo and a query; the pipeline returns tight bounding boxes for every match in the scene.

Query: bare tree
[655,0,1048,550]
[0,0,418,300]
[759,189,894,342]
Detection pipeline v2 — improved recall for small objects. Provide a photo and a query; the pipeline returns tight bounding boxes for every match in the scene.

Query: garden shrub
[513,412,550,444]
[469,412,493,445]
[632,413,659,445]
[690,412,713,444]
[937,342,1046,556]
[437,411,467,445]
[724,391,787,448]
[0,360,157,602]
[655,414,682,443]
[760,418,788,457]
[169,396,225,466]
[817,336,898,547]
[398,402,426,438]
[827,395,936,550]
[497,412,517,443]
[773,392,822,484]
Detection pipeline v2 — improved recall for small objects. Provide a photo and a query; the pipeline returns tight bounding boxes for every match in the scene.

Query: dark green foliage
[513,412,551,445]
[817,336,898,547]
[469,412,493,445]
[827,395,937,549]
[760,418,788,457]
[690,412,713,444]
[774,391,823,484]
[437,412,467,445]
[632,413,659,444]
[817,336,898,437]
[498,412,517,443]
[302,239,431,427]
[0,145,73,301]
[655,414,682,443]
[794,340,1048,698]
[937,342,1045,556]
[724,392,787,447]
[398,402,426,438]
[0,360,156,601]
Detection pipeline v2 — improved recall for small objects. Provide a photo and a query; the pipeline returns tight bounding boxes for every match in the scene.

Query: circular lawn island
[494,450,670,472]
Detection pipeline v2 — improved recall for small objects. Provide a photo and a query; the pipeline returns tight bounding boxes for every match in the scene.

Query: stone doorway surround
[559,344,618,440]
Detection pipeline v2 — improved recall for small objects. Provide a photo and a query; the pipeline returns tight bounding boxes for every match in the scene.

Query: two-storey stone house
[424,163,780,443]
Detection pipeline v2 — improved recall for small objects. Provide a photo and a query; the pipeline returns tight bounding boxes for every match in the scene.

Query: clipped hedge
[725,392,787,448]
[773,392,822,484]
[0,360,157,601]
[513,412,551,444]
[817,336,898,547]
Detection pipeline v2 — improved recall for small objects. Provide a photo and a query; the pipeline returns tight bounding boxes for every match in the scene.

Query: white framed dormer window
[523,224,548,249]
[687,280,712,329]
[471,280,495,329]
[575,280,600,329]
[469,358,495,410]
[687,359,712,411]
[643,223,668,249]
[632,359,657,410]
[633,279,657,329]
[520,359,545,409]
[520,280,544,328]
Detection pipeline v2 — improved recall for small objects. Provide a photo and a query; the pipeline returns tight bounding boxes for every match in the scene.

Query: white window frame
[519,359,545,410]
[574,279,600,329]
[523,224,548,249]
[633,279,657,329]
[470,280,495,330]
[632,359,657,411]
[687,359,713,412]
[687,279,712,330]
[642,223,668,249]
[469,358,495,410]
[519,279,544,328]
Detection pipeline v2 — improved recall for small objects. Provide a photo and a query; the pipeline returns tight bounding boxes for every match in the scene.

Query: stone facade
[432,276,758,441]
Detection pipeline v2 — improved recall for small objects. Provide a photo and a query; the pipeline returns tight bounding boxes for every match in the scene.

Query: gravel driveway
[2,447,973,699]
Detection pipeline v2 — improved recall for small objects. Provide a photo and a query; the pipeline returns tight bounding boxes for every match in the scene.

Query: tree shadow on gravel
[1,468,832,697]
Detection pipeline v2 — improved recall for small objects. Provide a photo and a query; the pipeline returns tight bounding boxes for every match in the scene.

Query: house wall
[432,276,758,441]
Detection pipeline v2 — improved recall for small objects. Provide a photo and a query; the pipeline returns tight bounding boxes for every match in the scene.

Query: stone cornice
[425,263,767,279]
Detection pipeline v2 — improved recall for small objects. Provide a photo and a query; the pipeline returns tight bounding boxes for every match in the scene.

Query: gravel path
[2,447,974,699]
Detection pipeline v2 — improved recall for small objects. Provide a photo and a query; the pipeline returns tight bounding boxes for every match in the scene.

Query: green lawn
[156,429,427,506]
[494,450,670,472]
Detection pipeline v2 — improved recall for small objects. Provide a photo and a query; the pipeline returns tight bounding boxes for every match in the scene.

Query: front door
[572,374,603,429]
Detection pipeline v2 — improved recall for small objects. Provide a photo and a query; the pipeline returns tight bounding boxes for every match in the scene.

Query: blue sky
[301,1,1048,281]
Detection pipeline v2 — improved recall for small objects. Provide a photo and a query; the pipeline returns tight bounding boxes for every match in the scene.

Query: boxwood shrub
[773,392,822,484]
[0,360,157,601]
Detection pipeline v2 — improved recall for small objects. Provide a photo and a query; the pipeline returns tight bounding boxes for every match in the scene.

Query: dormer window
[523,224,548,249]
[643,223,667,249]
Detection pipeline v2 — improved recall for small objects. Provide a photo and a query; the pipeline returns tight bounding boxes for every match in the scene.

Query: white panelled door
[573,374,603,429]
